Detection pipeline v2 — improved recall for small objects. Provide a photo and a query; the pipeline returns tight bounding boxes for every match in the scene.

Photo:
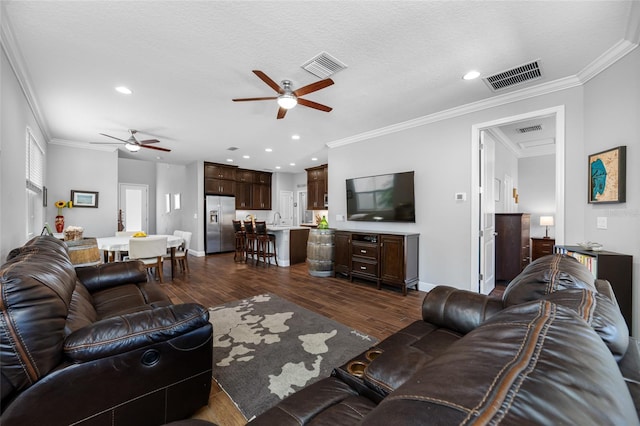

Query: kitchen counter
[264,226,310,266]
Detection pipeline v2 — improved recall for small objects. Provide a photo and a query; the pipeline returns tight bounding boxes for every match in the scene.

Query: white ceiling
[2,1,638,173]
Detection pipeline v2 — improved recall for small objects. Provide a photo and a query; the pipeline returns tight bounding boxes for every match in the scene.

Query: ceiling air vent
[483,60,542,91]
[302,51,347,79]
[516,124,542,134]
[227,146,239,151]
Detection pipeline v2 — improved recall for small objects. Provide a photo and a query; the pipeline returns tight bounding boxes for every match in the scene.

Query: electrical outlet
[597,217,607,229]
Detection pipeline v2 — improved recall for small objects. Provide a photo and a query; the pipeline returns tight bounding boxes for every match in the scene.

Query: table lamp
[540,216,554,239]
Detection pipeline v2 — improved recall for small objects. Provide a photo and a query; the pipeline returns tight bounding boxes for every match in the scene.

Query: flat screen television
[346,171,415,222]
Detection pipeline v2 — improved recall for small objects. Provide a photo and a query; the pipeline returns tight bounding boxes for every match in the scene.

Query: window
[26,128,44,238]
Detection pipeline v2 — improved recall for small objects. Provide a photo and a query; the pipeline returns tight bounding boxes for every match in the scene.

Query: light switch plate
[597,216,607,229]
[455,192,466,201]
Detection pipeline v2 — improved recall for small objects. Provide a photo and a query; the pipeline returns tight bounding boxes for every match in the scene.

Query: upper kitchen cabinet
[306,164,328,210]
[205,162,237,195]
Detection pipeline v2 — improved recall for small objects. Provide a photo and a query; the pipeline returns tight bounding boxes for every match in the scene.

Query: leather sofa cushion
[65,279,98,334]
[365,300,639,425]
[64,303,210,362]
[0,236,76,396]
[503,254,595,306]
[421,285,503,334]
[249,376,377,425]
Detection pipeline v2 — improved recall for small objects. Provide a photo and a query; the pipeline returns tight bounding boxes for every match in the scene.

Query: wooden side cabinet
[306,164,328,210]
[334,230,419,295]
[495,213,531,282]
[531,237,555,261]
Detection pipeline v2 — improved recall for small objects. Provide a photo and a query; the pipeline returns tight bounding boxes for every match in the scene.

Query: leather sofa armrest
[75,260,148,293]
[64,303,210,362]
[422,286,503,334]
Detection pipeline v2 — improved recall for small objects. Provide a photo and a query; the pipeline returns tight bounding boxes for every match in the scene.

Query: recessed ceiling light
[265,148,273,152]
[243,155,250,159]
[289,163,296,166]
[226,158,233,162]
[311,157,318,161]
[463,71,481,80]
[292,134,300,140]
[115,86,132,94]
[275,166,281,169]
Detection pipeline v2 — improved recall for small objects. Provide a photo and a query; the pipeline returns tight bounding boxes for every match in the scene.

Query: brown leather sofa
[251,254,640,425]
[0,236,213,425]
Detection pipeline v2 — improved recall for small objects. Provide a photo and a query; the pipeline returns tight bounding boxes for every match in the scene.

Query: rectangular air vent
[227,146,239,151]
[302,52,347,79]
[483,60,542,91]
[516,124,542,133]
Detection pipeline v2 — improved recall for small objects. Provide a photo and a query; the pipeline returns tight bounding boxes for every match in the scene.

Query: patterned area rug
[209,293,378,421]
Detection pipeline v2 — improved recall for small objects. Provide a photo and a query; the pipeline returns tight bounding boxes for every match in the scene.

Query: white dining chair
[127,236,168,282]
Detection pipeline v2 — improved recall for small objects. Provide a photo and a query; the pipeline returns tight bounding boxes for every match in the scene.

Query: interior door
[119,183,148,233]
[479,131,496,294]
[279,190,294,225]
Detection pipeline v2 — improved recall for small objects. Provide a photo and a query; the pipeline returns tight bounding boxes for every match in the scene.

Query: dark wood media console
[334,230,419,295]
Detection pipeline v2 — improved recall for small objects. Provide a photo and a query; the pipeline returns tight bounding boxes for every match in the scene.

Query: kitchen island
[264,226,310,266]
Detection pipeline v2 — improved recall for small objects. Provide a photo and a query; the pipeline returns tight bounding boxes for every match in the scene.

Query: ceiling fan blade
[252,70,283,94]
[297,98,333,112]
[293,78,334,97]
[233,97,278,102]
[140,144,171,152]
[276,107,287,120]
[138,139,160,144]
[99,133,128,143]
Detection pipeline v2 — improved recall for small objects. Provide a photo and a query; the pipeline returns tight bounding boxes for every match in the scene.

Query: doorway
[118,183,149,232]
[471,106,565,294]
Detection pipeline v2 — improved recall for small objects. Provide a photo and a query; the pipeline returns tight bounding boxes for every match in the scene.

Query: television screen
[346,171,415,222]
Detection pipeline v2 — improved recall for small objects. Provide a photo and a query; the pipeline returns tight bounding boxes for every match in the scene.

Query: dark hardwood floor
[158,252,426,425]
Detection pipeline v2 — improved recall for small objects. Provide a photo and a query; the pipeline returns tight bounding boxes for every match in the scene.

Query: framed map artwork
[588,146,626,204]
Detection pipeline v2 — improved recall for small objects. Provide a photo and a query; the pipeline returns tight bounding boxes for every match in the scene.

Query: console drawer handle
[360,266,367,270]
[360,249,367,254]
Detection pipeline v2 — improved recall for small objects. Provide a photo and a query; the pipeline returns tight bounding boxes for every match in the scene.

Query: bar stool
[243,221,257,263]
[232,220,245,262]
[255,221,278,267]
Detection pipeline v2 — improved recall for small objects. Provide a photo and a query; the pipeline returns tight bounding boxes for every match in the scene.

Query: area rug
[209,293,378,421]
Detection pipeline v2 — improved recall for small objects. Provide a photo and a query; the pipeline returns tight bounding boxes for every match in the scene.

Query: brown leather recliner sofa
[251,254,640,425]
[0,236,213,425]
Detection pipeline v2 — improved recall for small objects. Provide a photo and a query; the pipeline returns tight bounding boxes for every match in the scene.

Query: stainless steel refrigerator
[205,195,236,254]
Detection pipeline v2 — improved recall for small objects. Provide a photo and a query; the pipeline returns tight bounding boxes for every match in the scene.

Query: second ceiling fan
[233,70,334,119]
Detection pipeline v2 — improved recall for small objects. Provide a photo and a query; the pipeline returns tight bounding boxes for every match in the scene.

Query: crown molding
[578,39,638,83]
[327,75,582,149]
[0,6,51,141]
[49,138,117,152]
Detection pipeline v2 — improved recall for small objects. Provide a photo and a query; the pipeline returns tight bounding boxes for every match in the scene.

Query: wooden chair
[175,231,192,273]
[255,221,278,267]
[127,236,168,282]
[232,220,246,262]
[243,221,257,263]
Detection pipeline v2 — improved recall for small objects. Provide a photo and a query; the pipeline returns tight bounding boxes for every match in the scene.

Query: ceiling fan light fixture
[125,143,141,152]
[277,93,297,109]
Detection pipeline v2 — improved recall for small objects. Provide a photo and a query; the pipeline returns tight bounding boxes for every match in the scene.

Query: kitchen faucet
[273,211,282,225]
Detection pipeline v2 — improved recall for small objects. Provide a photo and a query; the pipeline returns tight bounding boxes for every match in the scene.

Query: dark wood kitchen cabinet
[306,164,327,210]
[495,213,531,282]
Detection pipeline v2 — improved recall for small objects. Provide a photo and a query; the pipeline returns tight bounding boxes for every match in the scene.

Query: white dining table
[96,234,184,278]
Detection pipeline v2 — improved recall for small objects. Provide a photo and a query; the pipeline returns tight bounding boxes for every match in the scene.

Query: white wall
[155,162,188,235]
[518,154,556,238]
[1,48,47,258]
[583,47,640,336]
[329,86,585,292]
[47,143,118,238]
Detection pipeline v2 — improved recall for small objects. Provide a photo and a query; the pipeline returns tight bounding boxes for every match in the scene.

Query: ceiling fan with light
[90,129,171,152]
[233,70,334,119]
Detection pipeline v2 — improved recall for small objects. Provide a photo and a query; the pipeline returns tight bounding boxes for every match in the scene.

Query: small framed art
[588,146,626,203]
[71,190,99,208]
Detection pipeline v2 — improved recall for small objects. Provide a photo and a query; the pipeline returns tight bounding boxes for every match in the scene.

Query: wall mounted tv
[346,171,415,222]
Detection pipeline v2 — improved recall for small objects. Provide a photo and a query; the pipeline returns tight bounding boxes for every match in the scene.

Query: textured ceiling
[2,1,637,172]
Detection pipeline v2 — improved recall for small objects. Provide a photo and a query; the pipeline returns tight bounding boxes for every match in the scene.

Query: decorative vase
[55,215,64,233]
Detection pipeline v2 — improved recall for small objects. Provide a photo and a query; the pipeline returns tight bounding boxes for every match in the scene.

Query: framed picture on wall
[588,146,626,203]
[71,190,99,208]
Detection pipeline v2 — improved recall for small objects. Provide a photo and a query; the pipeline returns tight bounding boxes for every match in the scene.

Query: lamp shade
[125,143,141,152]
[540,216,554,226]
[277,94,297,109]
